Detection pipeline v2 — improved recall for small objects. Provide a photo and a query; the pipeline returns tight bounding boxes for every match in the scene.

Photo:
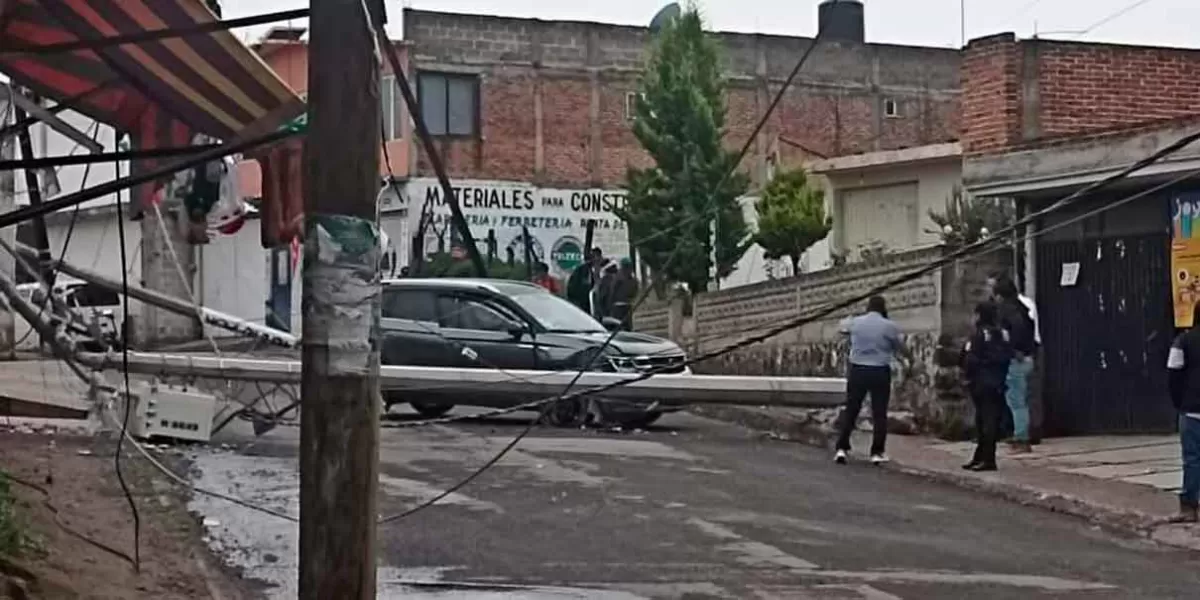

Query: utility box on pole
[299,0,384,597]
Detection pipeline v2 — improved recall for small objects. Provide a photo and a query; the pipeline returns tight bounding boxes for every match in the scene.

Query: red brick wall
[962,33,1200,155]
[406,9,962,189]
[410,74,961,188]
[1038,42,1200,138]
[961,34,1022,155]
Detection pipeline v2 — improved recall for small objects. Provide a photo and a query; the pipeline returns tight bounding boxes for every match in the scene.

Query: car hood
[567,330,684,356]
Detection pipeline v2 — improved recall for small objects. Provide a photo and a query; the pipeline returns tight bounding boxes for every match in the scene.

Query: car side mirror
[507,321,529,339]
[601,316,622,332]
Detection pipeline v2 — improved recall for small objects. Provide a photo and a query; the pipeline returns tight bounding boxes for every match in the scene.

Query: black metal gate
[1036,233,1177,435]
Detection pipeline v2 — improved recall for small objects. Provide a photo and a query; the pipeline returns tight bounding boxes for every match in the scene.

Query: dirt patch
[0,431,264,599]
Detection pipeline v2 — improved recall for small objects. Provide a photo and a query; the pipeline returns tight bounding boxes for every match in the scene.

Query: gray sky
[222,0,1192,50]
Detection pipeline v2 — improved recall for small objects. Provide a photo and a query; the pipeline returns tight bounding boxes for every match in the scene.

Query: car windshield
[509,289,605,333]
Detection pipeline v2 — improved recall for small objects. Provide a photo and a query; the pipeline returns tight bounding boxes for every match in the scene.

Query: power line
[686,168,1200,349]
[57,147,1200,528]
[375,0,850,525]
[1002,0,1047,26]
[11,121,102,349]
[112,148,140,571]
[1081,0,1156,34]
[1038,0,1156,37]
[372,129,1200,436]
[0,8,311,57]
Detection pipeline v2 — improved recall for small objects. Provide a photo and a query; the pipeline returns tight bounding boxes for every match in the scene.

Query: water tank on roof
[818,0,865,44]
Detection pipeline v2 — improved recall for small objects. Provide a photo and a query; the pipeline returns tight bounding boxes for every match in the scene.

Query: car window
[437,294,519,332]
[64,284,120,307]
[508,288,605,333]
[382,289,437,323]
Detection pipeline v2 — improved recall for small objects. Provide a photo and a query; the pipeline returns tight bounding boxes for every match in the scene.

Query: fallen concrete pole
[76,351,847,408]
[11,241,298,348]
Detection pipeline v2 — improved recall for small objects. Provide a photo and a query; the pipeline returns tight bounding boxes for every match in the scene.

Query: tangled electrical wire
[12,0,1197,539]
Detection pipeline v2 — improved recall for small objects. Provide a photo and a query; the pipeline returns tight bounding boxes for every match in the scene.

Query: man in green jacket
[567,248,603,315]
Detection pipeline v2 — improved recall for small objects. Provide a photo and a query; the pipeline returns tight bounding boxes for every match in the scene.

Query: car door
[379,288,454,367]
[435,292,539,371]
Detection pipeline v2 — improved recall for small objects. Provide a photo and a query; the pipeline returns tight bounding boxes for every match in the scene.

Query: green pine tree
[754,168,832,276]
[617,4,750,294]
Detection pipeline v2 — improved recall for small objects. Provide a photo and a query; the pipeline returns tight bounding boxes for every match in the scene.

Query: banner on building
[1172,193,1200,327]
[382,178,631,279]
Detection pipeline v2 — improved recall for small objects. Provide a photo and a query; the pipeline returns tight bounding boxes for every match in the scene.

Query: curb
[689,405,1200,552]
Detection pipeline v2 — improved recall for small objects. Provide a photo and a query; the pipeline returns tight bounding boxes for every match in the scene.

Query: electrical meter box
[128,382,216,443]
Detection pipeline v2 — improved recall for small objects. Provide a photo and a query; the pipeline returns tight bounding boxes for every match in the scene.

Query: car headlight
[607,355,639,373]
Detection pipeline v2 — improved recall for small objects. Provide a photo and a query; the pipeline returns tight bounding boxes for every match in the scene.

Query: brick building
[236,26,411,199]
[963,33,1200,435]
[400,6,961,189]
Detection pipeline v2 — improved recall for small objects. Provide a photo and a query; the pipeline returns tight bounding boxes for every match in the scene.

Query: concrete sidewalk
[692,405,1200,552]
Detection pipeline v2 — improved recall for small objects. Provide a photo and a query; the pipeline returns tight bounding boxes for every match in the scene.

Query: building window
[883,98,900,118]
[380,75,404,140]
[625,92,639,121]
[418,72,479,136]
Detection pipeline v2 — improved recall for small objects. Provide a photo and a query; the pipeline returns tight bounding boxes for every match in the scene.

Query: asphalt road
[190,410,1200,599]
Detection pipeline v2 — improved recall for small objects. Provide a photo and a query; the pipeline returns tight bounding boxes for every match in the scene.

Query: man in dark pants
[1166,304,1200,523]
[834,296,908,465]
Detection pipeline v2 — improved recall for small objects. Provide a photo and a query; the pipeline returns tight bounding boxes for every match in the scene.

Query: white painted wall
[14,109,125,212]
[198,222,273,338]
[824,158,961,258]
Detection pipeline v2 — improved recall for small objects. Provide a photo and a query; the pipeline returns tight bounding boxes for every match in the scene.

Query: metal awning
[0,0,304,213]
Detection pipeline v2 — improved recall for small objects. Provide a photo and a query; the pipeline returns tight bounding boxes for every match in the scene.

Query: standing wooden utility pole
[299,0,382,597]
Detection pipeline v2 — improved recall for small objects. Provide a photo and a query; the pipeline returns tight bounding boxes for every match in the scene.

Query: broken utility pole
[299,0,383,597]
[14,97,54,347]
[0,93,14,358]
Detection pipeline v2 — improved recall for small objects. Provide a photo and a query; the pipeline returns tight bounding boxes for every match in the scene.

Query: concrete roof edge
[964,120,1200,196]
[808,142,962,174]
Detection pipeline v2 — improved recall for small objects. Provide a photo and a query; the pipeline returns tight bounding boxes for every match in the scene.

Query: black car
[380,278,689,426]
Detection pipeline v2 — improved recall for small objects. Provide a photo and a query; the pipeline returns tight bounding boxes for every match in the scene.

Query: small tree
[754,169,832,275]
[928,186,1015,247]
[618,4,751,294]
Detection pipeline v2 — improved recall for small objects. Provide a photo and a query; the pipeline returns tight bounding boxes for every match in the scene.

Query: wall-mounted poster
[383,178,632,280]
[1171,193,1200,327]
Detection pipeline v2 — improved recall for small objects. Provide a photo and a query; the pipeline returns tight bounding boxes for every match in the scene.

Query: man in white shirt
[988,274,1043,445]
[1018,287,1042,444]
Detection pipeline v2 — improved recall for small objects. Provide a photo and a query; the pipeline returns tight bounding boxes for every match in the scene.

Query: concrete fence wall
[638,245,1008,436]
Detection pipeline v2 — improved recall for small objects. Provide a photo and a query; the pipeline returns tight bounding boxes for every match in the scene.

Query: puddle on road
[187,451,650,599]
[382,583,648,599]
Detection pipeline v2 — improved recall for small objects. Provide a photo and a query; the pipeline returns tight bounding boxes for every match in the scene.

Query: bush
[0,472,30,556]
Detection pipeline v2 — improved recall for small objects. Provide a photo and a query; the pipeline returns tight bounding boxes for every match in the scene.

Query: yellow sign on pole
[1172,194,1200,327]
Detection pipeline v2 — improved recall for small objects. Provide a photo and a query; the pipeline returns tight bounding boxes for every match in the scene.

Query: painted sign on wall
[387,179,631,278]
[1171,192,1200,327]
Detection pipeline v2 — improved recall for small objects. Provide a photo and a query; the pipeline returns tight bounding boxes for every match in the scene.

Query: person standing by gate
[834,296,908,465]
[962,302,1013,472]
[1167,304,1200,523]
[994,276,1037,454]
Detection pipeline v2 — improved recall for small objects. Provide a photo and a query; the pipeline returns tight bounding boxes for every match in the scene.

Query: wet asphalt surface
[189,410,1200,599]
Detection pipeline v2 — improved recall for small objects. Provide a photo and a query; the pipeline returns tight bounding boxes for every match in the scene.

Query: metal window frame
[416,71,480,139]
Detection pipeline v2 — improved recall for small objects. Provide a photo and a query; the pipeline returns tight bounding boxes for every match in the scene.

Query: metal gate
[1036,233,1177,435]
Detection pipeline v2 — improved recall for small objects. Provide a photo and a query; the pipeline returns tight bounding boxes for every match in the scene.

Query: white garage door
[841,182,919,257]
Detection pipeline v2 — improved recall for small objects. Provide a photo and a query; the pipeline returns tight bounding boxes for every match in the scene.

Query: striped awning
[0,0,305,215]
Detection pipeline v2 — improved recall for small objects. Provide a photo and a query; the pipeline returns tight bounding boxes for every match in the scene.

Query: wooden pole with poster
[298,0,383,596]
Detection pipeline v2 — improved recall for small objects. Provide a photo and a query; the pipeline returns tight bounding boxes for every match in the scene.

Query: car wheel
[410,401,454,419]
[541,397,586,428]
